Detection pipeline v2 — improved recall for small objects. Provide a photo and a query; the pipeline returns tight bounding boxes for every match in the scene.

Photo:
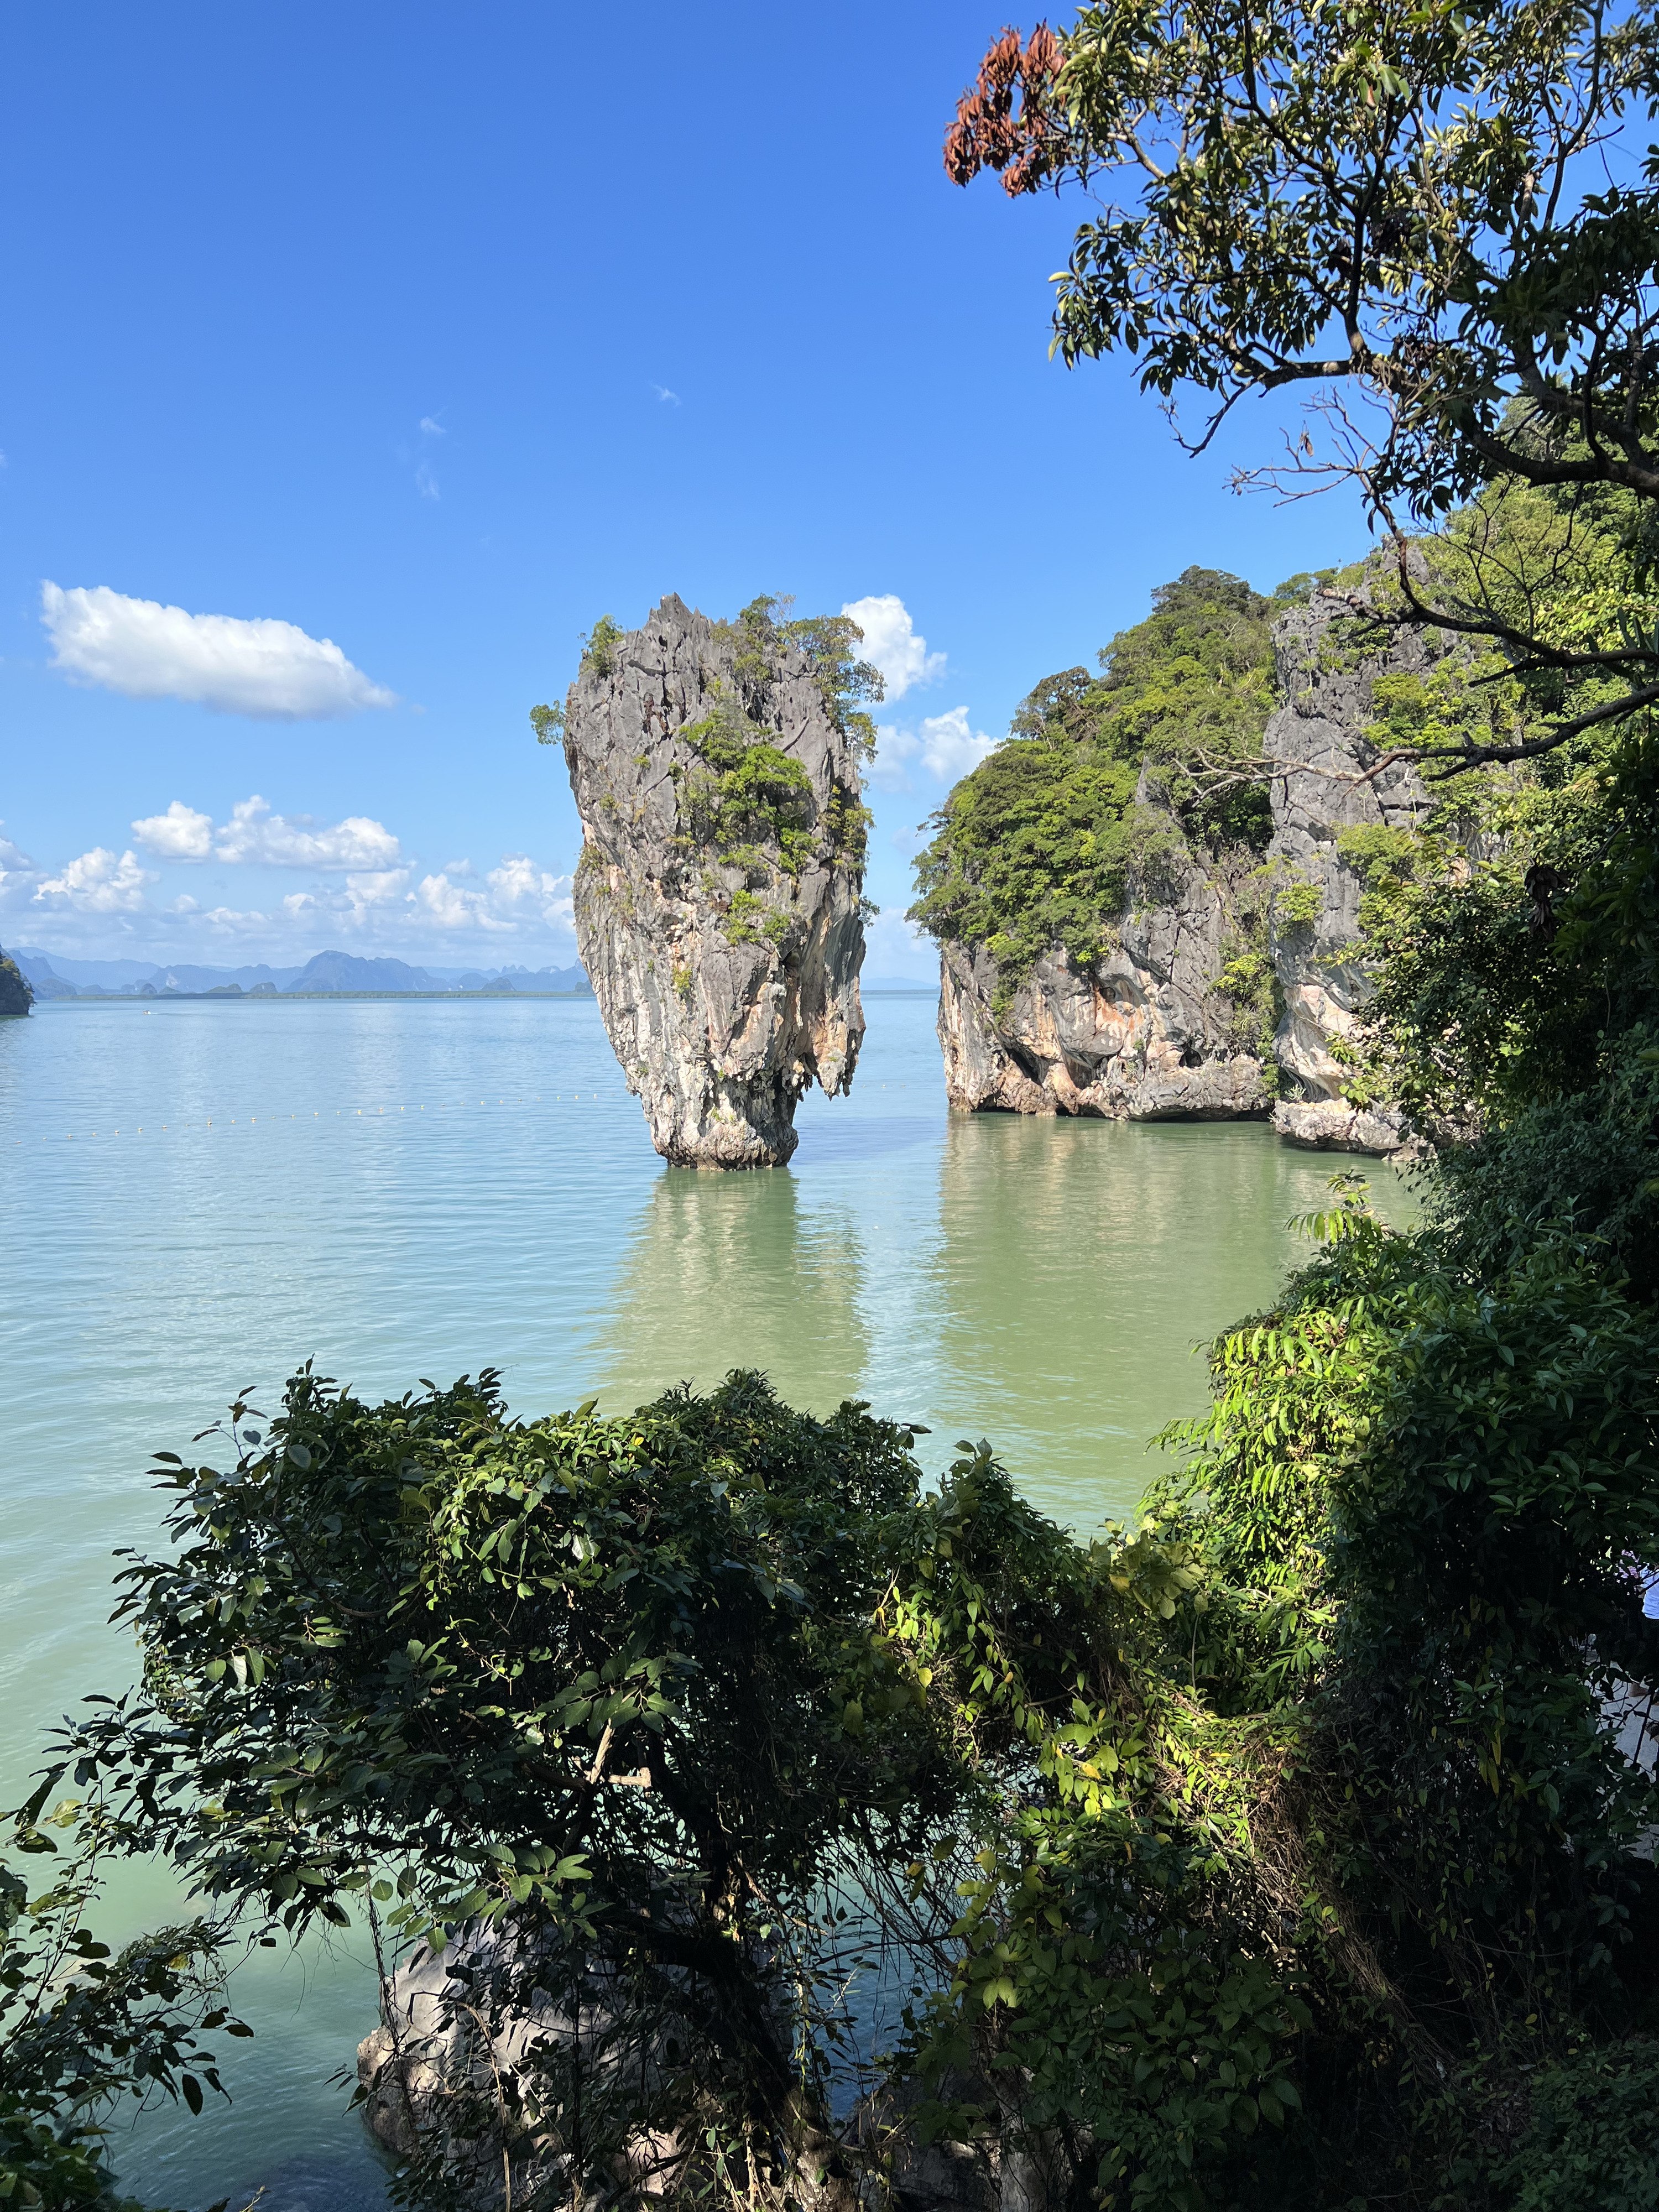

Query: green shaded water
[0,992,1412,2208]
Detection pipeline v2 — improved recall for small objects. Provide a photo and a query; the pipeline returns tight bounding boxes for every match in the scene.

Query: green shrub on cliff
[907,567,1316,988]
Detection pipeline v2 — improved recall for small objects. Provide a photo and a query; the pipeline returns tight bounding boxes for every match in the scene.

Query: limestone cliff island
[0,948,33,1019]
[910,566,1434,1155]
[553,596,879,1167]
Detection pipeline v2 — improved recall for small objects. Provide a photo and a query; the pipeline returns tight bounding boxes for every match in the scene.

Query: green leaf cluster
[1,1813,247,2210]
[947,0,1659,760]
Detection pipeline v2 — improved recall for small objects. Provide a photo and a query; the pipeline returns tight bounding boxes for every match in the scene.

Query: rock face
[562,597,867,1167]
[937,844,1270,1120]
[0,949,33,1019]
[358,1934,1055,2212]
[933,585,1436,1152]
[1261,587,1432,1150]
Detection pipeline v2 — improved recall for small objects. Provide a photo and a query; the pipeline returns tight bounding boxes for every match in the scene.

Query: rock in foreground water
[560,597,869,1167]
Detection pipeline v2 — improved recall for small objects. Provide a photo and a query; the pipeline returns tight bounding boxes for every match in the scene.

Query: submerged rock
[560,597,868,1167]
[1272,1098,1408,1155]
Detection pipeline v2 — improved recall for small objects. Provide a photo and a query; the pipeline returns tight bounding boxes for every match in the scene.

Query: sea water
[0,993,1413,2209]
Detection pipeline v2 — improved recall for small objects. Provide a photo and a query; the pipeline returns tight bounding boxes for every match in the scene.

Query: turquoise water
[0,994,1413,2208]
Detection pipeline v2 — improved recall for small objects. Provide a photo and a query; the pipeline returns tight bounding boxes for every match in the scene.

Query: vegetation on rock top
[906,566,1314,1004]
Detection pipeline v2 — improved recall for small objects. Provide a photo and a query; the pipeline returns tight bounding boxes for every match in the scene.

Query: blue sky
[1,1,1369,980]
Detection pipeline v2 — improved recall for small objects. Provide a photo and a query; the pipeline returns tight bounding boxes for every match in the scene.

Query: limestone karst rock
[1261,583,1432,1151]
[560,596,869,1167]
[935,837,1271,1121]
[926,577,1438,1153]
[0,948,33,1019]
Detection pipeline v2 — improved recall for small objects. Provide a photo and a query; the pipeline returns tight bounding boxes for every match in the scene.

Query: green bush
[1489,2044,1659,2211]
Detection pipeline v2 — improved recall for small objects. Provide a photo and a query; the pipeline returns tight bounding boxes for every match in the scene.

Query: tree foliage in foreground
[14,1164,1659,2212]
[945,0,1659,765]
[0,1827,246,2211]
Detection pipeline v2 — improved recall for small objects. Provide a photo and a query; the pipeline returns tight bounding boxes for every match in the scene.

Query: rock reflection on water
[591,1166,870,1417]
[584,1102,1413,1538]
[925,1112,1412,1528]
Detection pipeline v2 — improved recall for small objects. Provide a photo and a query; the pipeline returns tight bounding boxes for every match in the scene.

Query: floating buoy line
[13,1093,623,1145]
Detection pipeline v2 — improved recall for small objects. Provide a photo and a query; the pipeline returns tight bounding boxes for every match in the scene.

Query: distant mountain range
[10,947,593,998]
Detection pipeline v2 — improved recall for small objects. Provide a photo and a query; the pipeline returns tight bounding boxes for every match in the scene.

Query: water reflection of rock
[591,1170,869,1417]
[927,1112,1410,1531]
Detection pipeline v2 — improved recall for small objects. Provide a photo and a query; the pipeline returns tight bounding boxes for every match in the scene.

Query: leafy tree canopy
[946,0,1659,764]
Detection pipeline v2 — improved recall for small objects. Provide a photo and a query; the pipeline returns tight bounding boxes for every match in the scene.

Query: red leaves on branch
[943,23,1066,195]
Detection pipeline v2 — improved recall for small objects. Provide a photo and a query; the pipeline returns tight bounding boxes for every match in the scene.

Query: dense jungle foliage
[906,567,1316,990]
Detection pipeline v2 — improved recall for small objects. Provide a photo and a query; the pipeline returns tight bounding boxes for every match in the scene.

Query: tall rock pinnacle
[559,594,874,1167]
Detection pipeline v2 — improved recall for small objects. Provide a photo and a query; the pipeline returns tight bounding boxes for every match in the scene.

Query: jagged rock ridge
[561,596,867,1167]
[1260,588,1431,1151]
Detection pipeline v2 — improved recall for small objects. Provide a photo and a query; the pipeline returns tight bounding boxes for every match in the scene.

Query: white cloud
[418,415,446,437]
[8,790,576,965]
[841,594,945,701]
[415,462,440,500]
[917,705,998,782]
[0,827,44,912]
[41,583,398,721]
[868,725,920,794]
[213,796,402,870]
[650,383,680,406]
[346,869,412,905]
[131,795,401,870]
[869,706,998,794]
[485,854,573,924]
[416,872,509,931]
[412,858,572,933]
[34,847,156,913]
[132,800,214,860]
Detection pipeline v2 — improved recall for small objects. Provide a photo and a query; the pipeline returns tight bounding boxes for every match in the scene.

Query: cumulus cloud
[9,788,575,963]
[916,706,998,782]
[131,795,401,870]
[485,854,573,922]
[413,857,573,933]
[0,827,44,910]
[869,706,998,793]
[841,595,946,701]
[41,583,398,721]
[34,847,156,913]
[213,796,401,870]
[416,873,510,932]
[131,800,214,860]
